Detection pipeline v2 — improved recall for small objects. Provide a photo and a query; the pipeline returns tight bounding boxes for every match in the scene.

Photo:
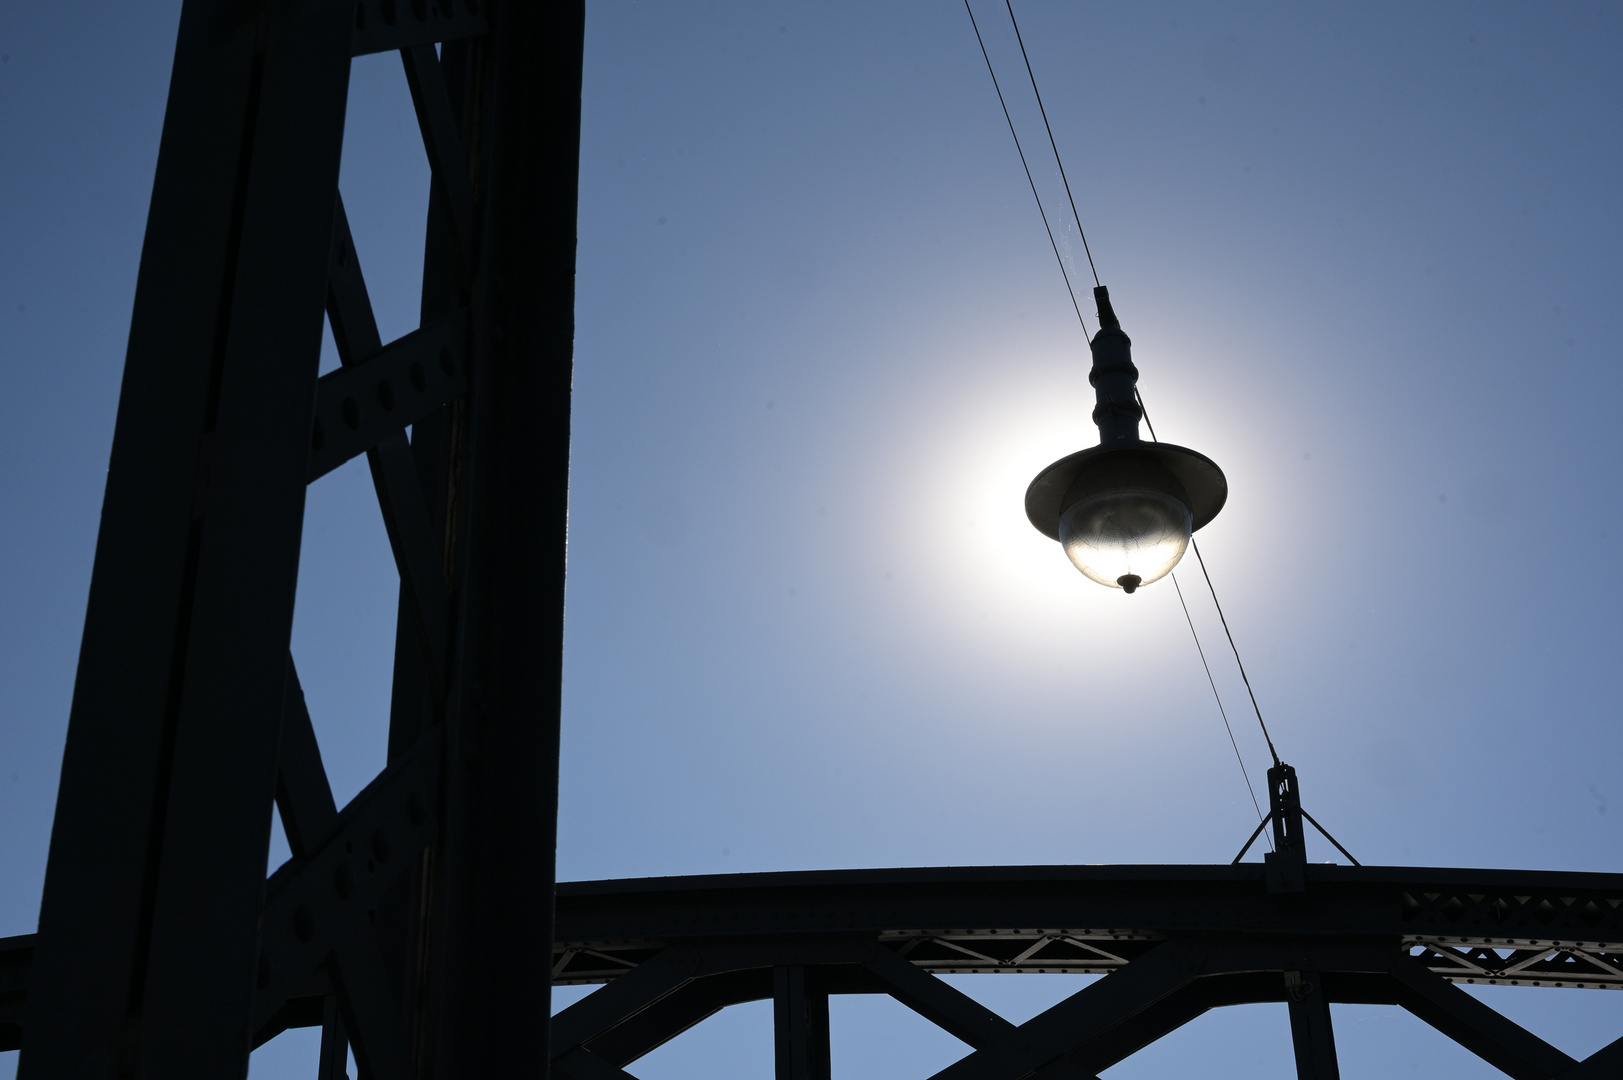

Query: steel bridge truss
[2,3,1620,1080]
[548,863,1623,1080]
[11,1,582,1077]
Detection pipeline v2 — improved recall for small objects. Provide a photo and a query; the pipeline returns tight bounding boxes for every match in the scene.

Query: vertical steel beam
[369,34,471,1055]
[21,1,352,1076]
[410,3,585,1078]
[1286,972,1340,1080]
[774,967,832,1080]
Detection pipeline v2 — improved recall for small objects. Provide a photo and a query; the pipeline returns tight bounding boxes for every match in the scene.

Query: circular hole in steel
[376,379,395,411]
[342,397,361,430]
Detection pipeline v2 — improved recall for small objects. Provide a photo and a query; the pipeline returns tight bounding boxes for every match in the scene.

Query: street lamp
[1025,286,1227,592]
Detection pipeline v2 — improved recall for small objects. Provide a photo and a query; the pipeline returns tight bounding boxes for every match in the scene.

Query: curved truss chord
[550,865,1623,1079]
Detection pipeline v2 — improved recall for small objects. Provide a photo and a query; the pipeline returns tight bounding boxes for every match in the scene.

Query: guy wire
[1138,389,1283,770]
[963,0,1091,337]
[1189,538,1281,768]
[1138,395,1270,829]
[964,0,1279,825]
[1002,0,1101,287]
[1171,572,1270,839]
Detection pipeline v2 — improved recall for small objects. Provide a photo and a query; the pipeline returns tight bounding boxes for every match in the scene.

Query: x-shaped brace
[257,662,442,1080]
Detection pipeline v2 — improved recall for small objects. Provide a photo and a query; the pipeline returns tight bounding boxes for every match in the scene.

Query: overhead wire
[966,0,1281,827]
[962,0,1091,338]
[1139,394,1282,773]
[1138,396,1271,839]
[1002,0,1100,288]
[1170,574,1269,830]
[1189,539,1281,768]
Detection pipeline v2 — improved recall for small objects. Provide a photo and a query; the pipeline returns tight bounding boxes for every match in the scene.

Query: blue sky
[3,2,1623,1076]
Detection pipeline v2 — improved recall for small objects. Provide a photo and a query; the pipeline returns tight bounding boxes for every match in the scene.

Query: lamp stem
[1088,286,1142,445]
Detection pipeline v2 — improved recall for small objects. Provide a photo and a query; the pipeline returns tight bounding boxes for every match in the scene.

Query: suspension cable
[1138,390,1282,769]
[1188,538,1281,768]
[962,0,1091,338]
[963,1,1283,819]
[1171,573,1269,836]
[1002,0,1100,287]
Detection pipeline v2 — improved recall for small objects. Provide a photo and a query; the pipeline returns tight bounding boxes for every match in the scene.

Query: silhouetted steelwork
[11,1,582,1076]
[549,860,1623,1080]
[542,759,1623,1079]
[1,3,1617,1080]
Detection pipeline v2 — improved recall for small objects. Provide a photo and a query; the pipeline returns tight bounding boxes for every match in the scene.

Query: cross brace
[540,865,1623,1080]
[16,1,582,1077]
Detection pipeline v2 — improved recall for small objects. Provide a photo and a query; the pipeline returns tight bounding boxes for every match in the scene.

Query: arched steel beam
[548,866,1623,1080]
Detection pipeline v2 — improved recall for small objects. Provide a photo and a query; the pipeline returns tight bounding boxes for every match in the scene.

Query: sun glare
[881,373,1181,672]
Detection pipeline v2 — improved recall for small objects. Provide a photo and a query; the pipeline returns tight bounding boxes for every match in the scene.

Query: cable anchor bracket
[1231,763,1360,893]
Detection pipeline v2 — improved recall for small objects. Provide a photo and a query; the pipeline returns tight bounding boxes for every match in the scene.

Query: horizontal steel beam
[307,310,468,484]
[555,864,1623,991]
[546,870,1623,1080]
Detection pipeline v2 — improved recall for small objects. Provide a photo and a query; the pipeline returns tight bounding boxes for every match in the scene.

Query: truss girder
[544,866,1623,1079]
[21,4,358,1073]
[16,1,583,1077]
[555,865,1623,990]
